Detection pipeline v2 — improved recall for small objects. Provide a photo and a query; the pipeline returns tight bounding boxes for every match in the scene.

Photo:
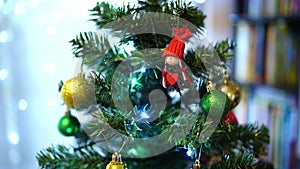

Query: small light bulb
[131,78,137,86]
[140,68,146,73]
[141,111,150,119]
[186,148,193,157]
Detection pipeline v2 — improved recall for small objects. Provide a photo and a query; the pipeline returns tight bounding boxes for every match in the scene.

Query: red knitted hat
[162,25,192,60]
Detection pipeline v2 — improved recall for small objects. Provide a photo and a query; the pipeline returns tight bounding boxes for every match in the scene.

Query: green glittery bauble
[58,115,80,136]
[200,90,231,116]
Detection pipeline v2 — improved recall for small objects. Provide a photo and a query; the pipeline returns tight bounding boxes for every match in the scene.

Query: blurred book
[234,21,256,84]
[247,86,297,169]
[241,0,300,16]
[264,25,277,86]
[235,21,299,89]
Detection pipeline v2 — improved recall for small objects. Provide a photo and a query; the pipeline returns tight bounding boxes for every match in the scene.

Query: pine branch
[185,48,210,78]
[168,0,206,27]
[185,38,237,80]
[37,143,192,169]
[89,71,113,107]
[160,111,270,159]
[214,38,236,65]
[88,0,206,48]
[204,123,270,157]
[69,32,119,69]
[209,153,274,169]
[89,2,135,29]
[36,145,110,169]
[137,0,166,12]
[209,153,256,169]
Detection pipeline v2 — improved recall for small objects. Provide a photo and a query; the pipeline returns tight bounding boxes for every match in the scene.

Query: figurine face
[165,56,179,66]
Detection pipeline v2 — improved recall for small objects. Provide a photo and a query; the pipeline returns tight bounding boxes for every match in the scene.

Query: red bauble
[225,111,238,125]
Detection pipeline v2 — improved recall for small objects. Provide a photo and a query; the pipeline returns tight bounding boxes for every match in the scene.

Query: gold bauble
[106,153,125,169]
[219,80,241,109]
[61,76,95,110]
[106,161,125,169]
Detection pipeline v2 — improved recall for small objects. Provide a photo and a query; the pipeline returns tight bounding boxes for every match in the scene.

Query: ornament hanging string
[80,57,84,74]
[192,144,203,169]
[118,139,127,154]
[224,70,229,84]
[194,144,202,161]
[116,121,132,154]
[197,144,202,161]
[65,107,71,116]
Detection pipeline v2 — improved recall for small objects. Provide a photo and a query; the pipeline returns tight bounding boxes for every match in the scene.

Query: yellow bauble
[219,80,241,109]
[106,161,125,169]
[61,76,95,110]
[106,153,125,169]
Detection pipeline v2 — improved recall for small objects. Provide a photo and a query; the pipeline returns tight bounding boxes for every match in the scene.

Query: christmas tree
[36,0,274,168]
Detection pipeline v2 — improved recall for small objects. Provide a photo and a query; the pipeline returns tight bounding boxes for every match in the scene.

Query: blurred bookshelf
[232,0,300,169]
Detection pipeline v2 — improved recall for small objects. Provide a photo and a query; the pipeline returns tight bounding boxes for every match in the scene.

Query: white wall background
[201,0,234,42]
[0,0,234,168]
